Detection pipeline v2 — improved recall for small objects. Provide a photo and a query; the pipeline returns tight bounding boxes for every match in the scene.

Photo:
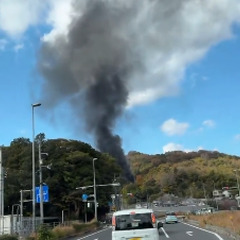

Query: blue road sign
[36,185,49,203]
[82,193,88,201]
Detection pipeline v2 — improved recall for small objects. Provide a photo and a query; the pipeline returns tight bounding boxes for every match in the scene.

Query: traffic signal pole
[0,148,4,234]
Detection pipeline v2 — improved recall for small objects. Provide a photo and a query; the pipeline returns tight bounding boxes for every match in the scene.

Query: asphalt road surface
[68,222,230,240]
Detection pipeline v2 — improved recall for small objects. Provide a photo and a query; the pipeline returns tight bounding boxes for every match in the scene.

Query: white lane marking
[161,227,170,238]
[186,231,193,236]
[182,222,224,240]
[77,227,110,239]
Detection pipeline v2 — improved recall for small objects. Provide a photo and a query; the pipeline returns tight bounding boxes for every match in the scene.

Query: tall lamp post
[93,158,97,221]
[32,103,41,231]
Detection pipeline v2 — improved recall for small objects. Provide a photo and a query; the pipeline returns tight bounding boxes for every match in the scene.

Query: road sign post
[36,186,49,203]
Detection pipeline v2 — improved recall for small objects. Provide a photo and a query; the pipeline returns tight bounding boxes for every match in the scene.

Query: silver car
[165,211,178,224]
[112,208,162,240]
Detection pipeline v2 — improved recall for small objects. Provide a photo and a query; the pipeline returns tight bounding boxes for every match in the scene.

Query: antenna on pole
[0,148,4,234]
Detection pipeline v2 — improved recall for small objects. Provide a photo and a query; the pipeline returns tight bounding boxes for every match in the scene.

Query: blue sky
[1,0,240,156]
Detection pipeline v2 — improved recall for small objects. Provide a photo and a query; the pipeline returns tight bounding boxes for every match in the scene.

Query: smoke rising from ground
[37,0,240,181]
[38,1,139,181]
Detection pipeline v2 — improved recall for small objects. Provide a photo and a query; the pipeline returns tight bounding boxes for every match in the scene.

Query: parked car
[165,211,178,224]
[112,208,162,240]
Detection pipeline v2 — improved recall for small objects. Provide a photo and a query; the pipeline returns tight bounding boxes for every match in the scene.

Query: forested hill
[124,150,240,200]
[2,136,123,219]
[2,136,240,219]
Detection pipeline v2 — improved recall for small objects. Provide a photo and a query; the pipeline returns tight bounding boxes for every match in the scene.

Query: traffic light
[4,169,7,178]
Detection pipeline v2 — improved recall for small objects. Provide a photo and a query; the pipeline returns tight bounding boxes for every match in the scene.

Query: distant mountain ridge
[124,150,240,201]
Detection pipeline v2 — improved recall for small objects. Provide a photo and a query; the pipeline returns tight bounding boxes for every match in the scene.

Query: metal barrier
[0,215,61,239]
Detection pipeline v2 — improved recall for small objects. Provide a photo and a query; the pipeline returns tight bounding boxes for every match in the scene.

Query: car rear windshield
[166,212,176,216]
[115,213,153,231]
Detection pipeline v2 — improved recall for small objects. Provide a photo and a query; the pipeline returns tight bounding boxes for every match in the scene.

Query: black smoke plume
[38,0,231,182]
[38,1,136,181]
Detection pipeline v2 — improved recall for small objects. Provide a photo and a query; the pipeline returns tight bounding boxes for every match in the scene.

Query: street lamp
[93,158,97,221]
[31,103,41,231]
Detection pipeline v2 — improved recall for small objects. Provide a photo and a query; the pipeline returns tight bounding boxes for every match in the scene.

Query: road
[152,204,209,214]
[159,222,226,240]
[68,222,230,240]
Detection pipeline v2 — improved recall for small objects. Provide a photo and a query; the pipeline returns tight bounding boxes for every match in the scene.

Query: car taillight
[112,216,116,226]
[151,213,156,224]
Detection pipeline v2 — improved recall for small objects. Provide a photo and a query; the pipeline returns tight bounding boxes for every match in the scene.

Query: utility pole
[233,170,240,196]
[32,102,41,232]
[93,158,98,221]
[233,169,240,207]
[38,144,48,225]
[202,182,207,203]
[39,144,44,224]
[0,148,4,235]
[20,190,23,231]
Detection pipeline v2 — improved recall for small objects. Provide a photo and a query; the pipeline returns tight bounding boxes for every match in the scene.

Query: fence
[0,215,61,239]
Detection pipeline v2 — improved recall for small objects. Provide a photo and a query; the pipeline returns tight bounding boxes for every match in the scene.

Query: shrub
[25,234,36,240]
[36,225,56,240]
[52,225,75,239]
[72,220,98,233]
[25,220,99,240]
[188,211,240,235]
[0,235,18,240]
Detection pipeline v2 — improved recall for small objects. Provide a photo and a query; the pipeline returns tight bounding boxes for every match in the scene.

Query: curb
[185,219,240,240]
[205,225,240,240]
[60,225,106,240]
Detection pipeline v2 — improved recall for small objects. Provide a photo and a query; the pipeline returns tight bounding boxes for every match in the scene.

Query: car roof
[113,208,153,216]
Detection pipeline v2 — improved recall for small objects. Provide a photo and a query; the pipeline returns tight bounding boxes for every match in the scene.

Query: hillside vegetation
[2,136,240,222]
[123,150,240,202]
[2,135,123,221]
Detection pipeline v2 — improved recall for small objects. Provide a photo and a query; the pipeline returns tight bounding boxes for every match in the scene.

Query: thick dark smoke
[38,1,137,181]
[37,0,236,182]
[85,67,134,181]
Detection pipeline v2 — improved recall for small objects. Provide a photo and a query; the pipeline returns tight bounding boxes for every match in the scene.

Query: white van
[112,208,162,240]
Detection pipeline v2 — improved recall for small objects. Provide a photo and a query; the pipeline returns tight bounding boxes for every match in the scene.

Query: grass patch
[52,219,99,239]
[73,221,98,232]
[52,225,75,239]
[24,219,100,240]
[0,235,18,240]
[188,211,240,235]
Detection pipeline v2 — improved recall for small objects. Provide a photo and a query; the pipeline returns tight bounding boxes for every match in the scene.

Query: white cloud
[163,142,203,153]
[189,73,209,88]
[0,39,7,50]
[125,0,240,106]
[161,119,189,136]
[13,43,24,52]
[0,0,47,38]
[42,0,74,42]
[1,0,240,107]
[202,120,215,128]
[163,143,184,153]
[235,134,240,141]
